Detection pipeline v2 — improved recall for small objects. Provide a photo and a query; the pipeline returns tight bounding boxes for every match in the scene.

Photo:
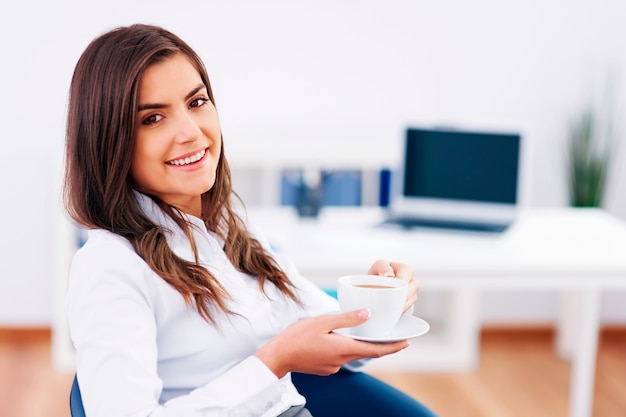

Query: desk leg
[557,291,578,360]
[569,288,601,417]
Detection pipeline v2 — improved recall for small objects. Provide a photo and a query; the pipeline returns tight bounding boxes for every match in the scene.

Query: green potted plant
[567,78,618,208]
[567,109,612,207]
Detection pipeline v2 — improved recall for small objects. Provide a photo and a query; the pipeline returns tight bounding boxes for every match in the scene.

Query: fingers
[403,269,420,312]
[321,309,371,331]
[368,260,420,312]
[367,259,396,277]
[363,339,410,357]
[403,290,418,312]
[306,336,409,376]
[368,260,415,282]
[369,260,419,292]
[389,261,414,282]
[256,311,410,378]
[320,310,411,357]
[338,338,410,361]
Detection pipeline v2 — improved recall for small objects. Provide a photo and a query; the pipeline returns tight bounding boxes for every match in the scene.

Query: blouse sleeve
[67,236,284,417]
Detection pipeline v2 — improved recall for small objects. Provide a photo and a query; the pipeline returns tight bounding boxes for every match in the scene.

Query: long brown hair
[64,24,299,322]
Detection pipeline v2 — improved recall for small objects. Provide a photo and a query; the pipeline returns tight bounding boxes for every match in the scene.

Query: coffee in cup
[337,275,408,338]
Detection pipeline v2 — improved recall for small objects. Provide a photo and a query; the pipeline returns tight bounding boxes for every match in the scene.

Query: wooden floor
[372,327,626,417]
[0,327,624,417]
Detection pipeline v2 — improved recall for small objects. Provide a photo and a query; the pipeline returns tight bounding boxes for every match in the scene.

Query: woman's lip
[166,147,208,165]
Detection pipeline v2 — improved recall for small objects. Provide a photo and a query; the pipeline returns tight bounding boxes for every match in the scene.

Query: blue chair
[70,372,438,417]
[70,375,86,417]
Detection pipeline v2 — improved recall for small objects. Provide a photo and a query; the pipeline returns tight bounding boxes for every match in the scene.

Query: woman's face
[131,53,222,217]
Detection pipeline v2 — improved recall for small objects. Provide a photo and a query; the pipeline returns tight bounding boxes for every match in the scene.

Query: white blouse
[66,193,354,417]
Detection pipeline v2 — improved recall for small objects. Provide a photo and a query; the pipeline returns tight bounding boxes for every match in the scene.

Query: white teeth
[167,149,206,166]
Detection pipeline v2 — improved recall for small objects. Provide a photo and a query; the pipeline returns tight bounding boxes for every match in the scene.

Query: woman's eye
[142,113,163,125]
[190,97,209,108]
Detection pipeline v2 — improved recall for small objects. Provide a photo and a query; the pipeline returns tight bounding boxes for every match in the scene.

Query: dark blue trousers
[291,370,438,417]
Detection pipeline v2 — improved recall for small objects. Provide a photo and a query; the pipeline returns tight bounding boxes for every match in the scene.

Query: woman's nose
[174,111,202,143]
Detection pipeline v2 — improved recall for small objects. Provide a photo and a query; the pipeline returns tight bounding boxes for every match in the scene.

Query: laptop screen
[402,128,521,205]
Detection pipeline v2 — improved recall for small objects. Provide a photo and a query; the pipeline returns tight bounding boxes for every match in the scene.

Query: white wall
[1,0,626,326]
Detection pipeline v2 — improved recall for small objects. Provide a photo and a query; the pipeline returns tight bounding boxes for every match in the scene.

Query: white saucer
[333,315,430,343]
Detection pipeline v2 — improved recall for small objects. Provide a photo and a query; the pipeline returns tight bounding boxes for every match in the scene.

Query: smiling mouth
[166,148,207,166]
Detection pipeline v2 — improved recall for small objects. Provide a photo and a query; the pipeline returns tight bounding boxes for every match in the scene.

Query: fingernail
[383,272,395,277]
[357,308,371,320]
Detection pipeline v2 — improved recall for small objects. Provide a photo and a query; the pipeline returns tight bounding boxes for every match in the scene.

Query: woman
[64,24,436,417]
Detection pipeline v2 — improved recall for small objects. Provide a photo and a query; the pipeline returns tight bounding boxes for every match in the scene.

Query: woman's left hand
[368,260,419,313]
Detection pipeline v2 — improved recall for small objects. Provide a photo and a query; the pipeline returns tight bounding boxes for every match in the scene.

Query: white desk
[246,206,626,417]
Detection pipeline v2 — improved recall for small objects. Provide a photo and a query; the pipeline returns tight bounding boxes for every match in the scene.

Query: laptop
[382,127,522,233]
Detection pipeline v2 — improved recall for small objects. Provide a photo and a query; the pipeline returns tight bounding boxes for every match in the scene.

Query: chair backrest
[70,375,86,417]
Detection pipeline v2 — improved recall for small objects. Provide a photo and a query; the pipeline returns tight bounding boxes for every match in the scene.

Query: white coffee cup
[337,275,408,337]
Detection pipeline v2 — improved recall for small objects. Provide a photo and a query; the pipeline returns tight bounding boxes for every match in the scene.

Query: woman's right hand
[255,309,409,378]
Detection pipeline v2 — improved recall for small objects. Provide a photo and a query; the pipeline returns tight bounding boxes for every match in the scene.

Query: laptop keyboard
[383,216,511,233]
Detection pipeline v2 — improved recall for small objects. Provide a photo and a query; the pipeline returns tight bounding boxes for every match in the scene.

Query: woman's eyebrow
[186,84,206,100]
[137,84,207,112]
[138,101,167,112]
